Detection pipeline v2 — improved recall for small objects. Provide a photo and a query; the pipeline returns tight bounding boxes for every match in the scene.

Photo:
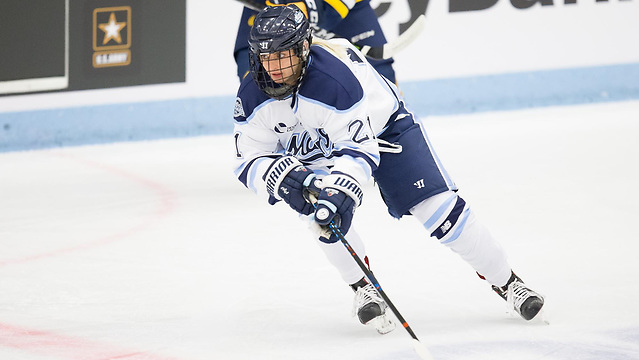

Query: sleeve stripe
[237,155,279,190]
[333,148,379,173]
[324,0,350,18]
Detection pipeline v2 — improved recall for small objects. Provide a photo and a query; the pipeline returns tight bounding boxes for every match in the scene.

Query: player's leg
[409,192,544,320]
[374,114,509,283]
[375,114,544,320]
[311,226,394,333]
[409,191,512,287]
[313,228,367,285]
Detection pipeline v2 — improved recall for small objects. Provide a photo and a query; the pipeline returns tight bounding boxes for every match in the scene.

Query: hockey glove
[313,173,363,242]
[263,155,321,215]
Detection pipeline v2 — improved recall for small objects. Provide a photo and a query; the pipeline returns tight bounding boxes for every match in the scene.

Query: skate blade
[506,305,550,325]
[530,308,550,325]
[367,314,396,335]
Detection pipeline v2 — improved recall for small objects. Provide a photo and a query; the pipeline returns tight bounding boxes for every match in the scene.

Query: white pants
[313,190,512,288]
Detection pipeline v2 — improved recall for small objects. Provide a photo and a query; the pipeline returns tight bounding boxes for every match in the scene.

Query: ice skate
[351,278,396,334]
[492,272,544,321]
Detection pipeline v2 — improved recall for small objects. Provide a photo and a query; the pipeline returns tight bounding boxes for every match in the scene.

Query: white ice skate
[352,281,396,334]
[492,272,544,321]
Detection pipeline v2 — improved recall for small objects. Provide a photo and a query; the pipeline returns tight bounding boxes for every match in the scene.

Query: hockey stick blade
[360,14,426,60]
[413,339,436,360]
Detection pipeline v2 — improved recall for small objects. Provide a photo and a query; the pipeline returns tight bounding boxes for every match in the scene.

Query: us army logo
[93,6,132,68]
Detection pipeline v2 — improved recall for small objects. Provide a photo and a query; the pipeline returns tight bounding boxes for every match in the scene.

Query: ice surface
[1,101,638,359]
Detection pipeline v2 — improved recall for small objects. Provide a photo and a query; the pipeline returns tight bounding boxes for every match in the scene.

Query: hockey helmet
[248,5,312,100]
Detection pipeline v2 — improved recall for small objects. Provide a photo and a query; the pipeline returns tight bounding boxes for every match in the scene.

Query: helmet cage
[248,5,312,100]
[248,40,310,100]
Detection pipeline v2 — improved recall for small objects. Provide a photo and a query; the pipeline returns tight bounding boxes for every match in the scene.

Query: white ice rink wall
[1,0,638,152]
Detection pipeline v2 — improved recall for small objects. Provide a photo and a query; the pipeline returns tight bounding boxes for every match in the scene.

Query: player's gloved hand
[313,173,363,242]
[263,155,321,215]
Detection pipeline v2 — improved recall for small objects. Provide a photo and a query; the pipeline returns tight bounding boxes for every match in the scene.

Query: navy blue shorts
[373,115,457,218]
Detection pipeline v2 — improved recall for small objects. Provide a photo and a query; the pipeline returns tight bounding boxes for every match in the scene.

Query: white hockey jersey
[233,38,408,200]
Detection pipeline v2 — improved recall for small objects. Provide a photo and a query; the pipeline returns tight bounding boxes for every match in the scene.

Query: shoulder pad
[234,76,272,123]
[298,45,363,111]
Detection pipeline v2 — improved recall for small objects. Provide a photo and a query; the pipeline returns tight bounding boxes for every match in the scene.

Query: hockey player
[233,0,396,83]
[232,5,545,333]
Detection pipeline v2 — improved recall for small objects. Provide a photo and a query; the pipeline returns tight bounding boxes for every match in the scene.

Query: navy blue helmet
[248,5,312,100]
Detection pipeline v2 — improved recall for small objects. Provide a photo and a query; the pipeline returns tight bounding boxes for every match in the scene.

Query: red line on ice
[0,152,176,268]
[0,323,182,360]
[0,152,184,359]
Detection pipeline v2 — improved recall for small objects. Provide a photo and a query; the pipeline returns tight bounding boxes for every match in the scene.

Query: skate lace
[506,280,533,313]
[352,283,385,316]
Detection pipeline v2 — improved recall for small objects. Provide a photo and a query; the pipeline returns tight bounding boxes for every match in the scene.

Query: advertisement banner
[0,0,186,96]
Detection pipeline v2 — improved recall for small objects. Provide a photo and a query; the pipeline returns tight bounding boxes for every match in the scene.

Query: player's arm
[307,102,380,242]
[299,46,380,191]
[233,119,282,199]
[233,7,259,80]
[313,113,378,242]
[234,102,321,215]
[315,0,357,30]
[234,125,322,215]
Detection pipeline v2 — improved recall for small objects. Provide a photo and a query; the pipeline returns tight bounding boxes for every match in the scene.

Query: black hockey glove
[263,155,321,215]
[313,173,363,242]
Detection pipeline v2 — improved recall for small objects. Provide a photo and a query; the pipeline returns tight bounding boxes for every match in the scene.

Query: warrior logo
[264,157,296,196]
[332,176,363,204]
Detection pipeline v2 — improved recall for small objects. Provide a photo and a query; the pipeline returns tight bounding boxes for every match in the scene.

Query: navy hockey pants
[373,115,457,218]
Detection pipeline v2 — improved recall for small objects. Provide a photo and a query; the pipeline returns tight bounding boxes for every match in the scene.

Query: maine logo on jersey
[287,129,332,159]
[92,6,132,68]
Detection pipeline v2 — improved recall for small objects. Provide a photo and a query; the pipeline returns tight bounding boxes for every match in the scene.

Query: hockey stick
[324,222,435,360]
[359,14,426,60]
[235,0,267,11]
[234,0,426,60]
[306,191,434,359]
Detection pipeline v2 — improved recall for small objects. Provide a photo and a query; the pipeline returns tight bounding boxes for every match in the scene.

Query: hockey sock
[410,191,512,287]
[315,228,367,285]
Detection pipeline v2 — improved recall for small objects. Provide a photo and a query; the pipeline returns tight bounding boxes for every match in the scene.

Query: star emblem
[99,12,126,45]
